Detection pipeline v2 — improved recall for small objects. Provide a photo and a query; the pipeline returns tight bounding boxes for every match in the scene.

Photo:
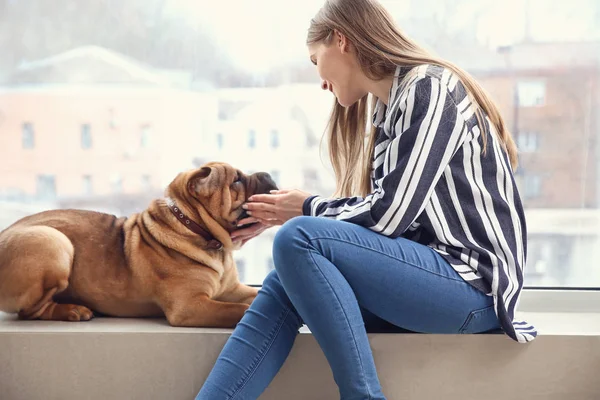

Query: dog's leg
[161,293,249,328]
[0,226,94,322]
[218,284,259,306]
[19,296,94,322]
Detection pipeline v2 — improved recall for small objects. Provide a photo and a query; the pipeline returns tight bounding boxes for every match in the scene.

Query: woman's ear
[334,29,349,53]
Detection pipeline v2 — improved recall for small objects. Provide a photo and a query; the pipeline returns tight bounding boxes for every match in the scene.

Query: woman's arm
[304,75,469,238]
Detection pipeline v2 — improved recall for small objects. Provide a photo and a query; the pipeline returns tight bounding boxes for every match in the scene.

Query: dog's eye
[233,176,242,184]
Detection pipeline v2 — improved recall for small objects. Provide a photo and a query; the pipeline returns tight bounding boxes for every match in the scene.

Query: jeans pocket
[458,305,497,334]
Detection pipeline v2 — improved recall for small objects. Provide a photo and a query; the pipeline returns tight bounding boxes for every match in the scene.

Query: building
[472,41,600,210]
[467,41,600,286]
[0,46,217,205]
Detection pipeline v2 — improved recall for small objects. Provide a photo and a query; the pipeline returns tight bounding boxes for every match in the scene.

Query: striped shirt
[302,64,537,343]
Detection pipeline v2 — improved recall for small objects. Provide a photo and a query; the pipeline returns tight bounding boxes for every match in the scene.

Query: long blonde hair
[307,0,518,198]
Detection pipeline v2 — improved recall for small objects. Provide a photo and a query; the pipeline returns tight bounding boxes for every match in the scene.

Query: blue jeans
[196,216,499,400]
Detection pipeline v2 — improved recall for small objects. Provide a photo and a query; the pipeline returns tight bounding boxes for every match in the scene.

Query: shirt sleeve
[302,75,469,238]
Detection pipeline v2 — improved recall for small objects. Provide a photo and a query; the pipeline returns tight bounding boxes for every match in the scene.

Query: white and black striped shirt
[302,64,536,343]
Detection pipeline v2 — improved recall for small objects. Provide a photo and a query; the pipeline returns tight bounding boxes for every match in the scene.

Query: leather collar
[165,197,223,250]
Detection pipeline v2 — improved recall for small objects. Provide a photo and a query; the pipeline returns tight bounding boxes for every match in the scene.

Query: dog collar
[164,197,223,250]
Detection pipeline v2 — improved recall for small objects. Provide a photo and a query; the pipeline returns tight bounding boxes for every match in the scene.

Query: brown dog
[0,162,278,328]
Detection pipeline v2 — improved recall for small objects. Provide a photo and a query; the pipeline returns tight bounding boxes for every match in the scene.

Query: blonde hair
[307,0,518,198]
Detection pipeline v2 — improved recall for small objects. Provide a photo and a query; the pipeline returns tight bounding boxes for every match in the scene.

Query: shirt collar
[372,65,410,127]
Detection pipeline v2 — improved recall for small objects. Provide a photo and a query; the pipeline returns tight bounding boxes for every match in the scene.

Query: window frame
[518,287,600,313]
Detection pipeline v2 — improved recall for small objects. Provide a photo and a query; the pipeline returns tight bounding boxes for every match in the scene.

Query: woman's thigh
[278,216,499,334]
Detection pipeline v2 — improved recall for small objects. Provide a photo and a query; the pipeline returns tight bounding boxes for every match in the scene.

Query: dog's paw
[64,304,95,321]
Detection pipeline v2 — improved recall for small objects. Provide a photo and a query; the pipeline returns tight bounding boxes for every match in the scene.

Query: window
[141,174,151,191]
[108,108,118,129]
[303,169,319,189]
[110,174,123,194]
[517,80,546,107]
[81,124,92,149]
[523,174,542,199]
[267,257,275,272]
[1,0,598,295]
[82,175,93,195]
[22,122,34,149]
[270,170,280,185]
[36,175,56,200]
[270,129,279,149]
[140,125,152,148]
[517,132,539,153]
[236,259,247,282]
[248,129,256,149]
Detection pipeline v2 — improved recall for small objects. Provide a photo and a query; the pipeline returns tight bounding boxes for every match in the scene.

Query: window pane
[81,124,92,149]
[0,0,598,290]
[82,175,93,195]
[36,175,56,200]
[141,174,152,191]
[270,129,279,149]
[517,81,546,107]
[140,125,152,149]
[248,129,256,149]
[22,122,34,149]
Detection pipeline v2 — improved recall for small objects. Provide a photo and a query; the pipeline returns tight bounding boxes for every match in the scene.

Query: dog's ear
[187,166,212,195]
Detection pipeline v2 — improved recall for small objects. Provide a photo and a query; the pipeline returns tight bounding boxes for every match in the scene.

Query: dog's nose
[255,172,278,192]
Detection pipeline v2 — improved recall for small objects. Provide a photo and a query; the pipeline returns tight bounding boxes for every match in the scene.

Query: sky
[165,0,600,73]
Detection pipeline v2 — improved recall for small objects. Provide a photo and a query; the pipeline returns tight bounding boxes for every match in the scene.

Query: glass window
[36,175,56,200]
[523,175,542,199]
[517,132,539,153]
[517,81,546,107]
[270,129,279,149]
[141,174,152,191]
[0,0,598,291]
[82,175,93,195]
[140,125,152,149]
[248,129,256,149]
[270,170,280,185]
[22,122,34,149]
[236,259,247,283]
[110,174,123,194]
[81,124,92,149]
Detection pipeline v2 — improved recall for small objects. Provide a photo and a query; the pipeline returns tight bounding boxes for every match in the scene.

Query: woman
[196,0,536,398]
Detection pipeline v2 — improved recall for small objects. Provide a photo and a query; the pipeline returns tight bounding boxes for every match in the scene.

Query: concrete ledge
[0,312,599,400]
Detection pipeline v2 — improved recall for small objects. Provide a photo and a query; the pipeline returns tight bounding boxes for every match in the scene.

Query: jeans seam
[227,307,293,400]
[458,304,495,333]
[305,241,373,400]
[309,235,465,284]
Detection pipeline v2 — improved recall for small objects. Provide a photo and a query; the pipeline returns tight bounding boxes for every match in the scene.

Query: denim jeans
[196,216,500,400]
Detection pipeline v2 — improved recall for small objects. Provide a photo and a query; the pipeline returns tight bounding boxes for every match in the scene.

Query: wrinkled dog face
[177,162,278,229]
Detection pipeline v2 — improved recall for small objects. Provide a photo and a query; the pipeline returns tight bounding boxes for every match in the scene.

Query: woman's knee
[272,217,317,281]
[272,216,313,258]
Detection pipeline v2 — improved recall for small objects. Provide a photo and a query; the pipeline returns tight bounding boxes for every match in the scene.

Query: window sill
[1,311,599,399]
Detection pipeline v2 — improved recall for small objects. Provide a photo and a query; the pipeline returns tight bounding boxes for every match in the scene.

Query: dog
[0,162,278,328]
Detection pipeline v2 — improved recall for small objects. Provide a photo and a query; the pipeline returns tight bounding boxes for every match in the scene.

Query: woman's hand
[242,189,312,226]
